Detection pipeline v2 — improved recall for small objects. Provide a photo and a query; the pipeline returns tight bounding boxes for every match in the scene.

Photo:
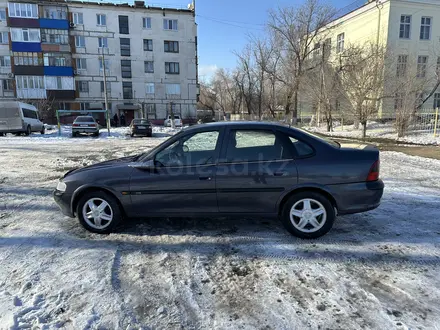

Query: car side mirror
[130,159,156,171]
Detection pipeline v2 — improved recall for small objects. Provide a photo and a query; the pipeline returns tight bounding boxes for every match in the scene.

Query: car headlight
[56,181,67,192]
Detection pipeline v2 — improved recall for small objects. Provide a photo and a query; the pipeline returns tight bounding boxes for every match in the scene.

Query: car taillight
[88,124,96,127]
[366,160,380,182]
[72,123,79,127]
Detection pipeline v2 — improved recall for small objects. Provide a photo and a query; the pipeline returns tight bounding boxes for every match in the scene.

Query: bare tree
[267,0,336,124]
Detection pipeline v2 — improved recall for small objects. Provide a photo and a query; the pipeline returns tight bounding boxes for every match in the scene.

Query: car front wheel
[76,191,122,234]
[280,191,335,239]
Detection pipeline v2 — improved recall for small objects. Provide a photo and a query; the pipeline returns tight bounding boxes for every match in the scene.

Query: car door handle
[199,176,212,181]
[273,172,287,177]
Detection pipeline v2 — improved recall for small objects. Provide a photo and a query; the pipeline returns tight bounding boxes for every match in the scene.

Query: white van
[0,102,45,136]
[164,115,182,127]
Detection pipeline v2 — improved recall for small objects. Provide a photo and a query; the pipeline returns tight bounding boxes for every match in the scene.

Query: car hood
[64,155,139,177]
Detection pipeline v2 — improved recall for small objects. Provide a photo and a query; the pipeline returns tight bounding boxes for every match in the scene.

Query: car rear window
[75,117,94,123]
[133,120,150,125]
[297,129,340,148]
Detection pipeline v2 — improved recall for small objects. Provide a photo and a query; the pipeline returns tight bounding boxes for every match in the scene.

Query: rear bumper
[132,128,152,135]
[53,190,74,217]
[329,179,384,215]
[72,128,99,134]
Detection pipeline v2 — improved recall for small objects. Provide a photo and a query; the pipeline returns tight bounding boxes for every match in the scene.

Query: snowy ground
[306,121,440,145]
[0,134,440,329]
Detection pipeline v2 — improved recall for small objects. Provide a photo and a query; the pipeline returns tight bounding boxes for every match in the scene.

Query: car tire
[0,133,4,136]
[280,191,335,239]
[40,127,45,134]
[76,190,122,234]
[94,132,99,137]
[25,125,31,136]
[72,132,77,138]
[130,133,134,137]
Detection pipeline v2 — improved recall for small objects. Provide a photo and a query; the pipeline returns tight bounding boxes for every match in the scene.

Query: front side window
[97,14,106,26]
[400,15,411,39]
[420,16,431,40]
[225,130,292,162]
[336,33,344,53]
[155,131,220,167]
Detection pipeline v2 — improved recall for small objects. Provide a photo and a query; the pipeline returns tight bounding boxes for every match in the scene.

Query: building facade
[0,0,198,124]
[302,0,440,117]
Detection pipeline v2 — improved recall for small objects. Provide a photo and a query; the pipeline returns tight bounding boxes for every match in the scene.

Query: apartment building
[0,0,198,124]
[303,0,440,116]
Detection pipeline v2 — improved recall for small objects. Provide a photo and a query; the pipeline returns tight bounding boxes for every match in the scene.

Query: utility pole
[100,48,110,136]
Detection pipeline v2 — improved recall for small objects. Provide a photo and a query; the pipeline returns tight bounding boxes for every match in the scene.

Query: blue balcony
[11,42,42,52]
[39,18,69,30]
[44,66,74,77]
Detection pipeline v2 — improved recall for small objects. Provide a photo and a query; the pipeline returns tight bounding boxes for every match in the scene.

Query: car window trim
[285,132,316,159]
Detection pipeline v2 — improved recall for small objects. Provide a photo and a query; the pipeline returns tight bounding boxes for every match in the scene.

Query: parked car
[0,101,44,136]
[72,116,100,137]
[54,121,384,238]
[164,115,182,127]
[130,119,152,137]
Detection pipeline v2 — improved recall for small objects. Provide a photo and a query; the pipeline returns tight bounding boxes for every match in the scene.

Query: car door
[129,128,223,216]
[216,127,298,214]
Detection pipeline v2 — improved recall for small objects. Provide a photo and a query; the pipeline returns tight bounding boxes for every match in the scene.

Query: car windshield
[297,128,340,148]
[133,120,150,125]
[75,116,95,123]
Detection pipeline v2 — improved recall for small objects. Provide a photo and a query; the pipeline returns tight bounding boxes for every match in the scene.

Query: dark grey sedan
[54,121,384,238]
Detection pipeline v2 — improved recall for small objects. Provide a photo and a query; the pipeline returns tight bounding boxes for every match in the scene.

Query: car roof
[74,116,94,120]
[184,121,292,132]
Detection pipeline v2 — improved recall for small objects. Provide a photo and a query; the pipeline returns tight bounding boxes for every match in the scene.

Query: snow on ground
[0,135,440,329]
[306,121,440,145]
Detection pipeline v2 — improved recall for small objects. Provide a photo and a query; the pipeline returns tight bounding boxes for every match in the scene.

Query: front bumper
[53,190,74,217]
[330,179,384,215]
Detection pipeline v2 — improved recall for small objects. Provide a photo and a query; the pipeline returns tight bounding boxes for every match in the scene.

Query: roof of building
[64,0,193,13]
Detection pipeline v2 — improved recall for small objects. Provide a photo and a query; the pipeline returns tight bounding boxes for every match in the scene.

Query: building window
[2,79,14,91]
[417,55,428,78]
[98,37,108,48]
[43,6,67,20]
[119,15,129,34]
[166,83,181,95]
[121,60,132,78]
[16,76,44,89]
[76,58,87,70]
[101,81,111,93]
[163,19,178,30]
[97,14,106,26]
[400,15,411,39]
[13,52,41,66]
[394,93,403,110]
[434,93,440,109]
[78,81,89,92]
[98,58,110,73]
[120,38,130,56]
[75,36,85,47]
[0,9,6,20]
[44,53,72,66]
[146,83,154,94]
[11,28,40,42]
[122,81,132,99]
[437,57,440,74]
[0,32,8,44]
[420,17,431,40]
[144,61,154,73]
[336,33,344,53]
[8,3,38,18]
[165,62,180,74]
[164,40,179,53]
[0,56,11,67]
[80,102,90,111]
[143,39,153,51]
[41,29,68,44]
[396,55,408,77]
[143,17,151,29]
[73,12,83,25]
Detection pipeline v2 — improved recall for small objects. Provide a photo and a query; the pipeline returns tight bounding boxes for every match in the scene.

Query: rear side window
[22,108,38,119]
[225,130,292,162]
[289,137,314,157]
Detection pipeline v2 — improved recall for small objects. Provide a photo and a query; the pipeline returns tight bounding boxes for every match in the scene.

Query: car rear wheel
[280,191,335,239]
[25,125,31,136]
[40,127,45,134]
[77,191,122,234]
